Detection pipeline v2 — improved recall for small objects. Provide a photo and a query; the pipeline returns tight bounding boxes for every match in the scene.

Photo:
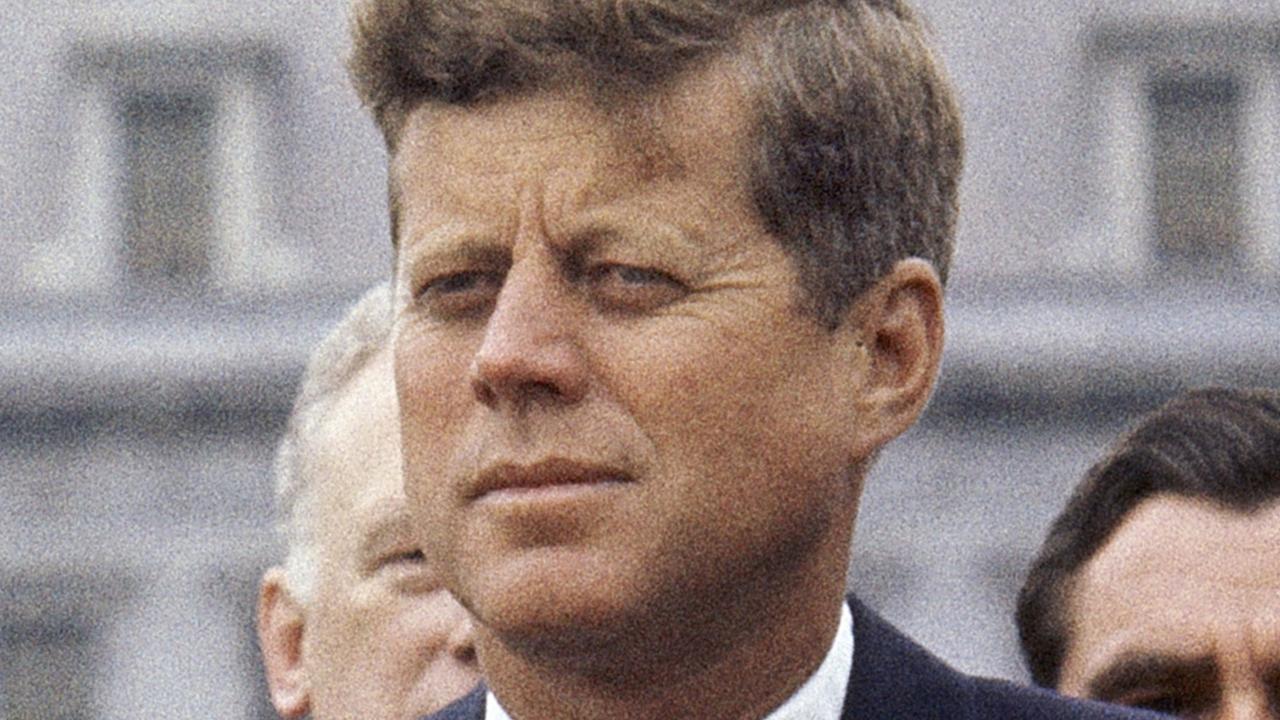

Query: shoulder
[417,684,487,720]
[844,598,1167,720]
[969,677,1168,719]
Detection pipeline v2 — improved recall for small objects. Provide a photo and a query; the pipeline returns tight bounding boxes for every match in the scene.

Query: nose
[469,256,589,409]
[446,613,477,667]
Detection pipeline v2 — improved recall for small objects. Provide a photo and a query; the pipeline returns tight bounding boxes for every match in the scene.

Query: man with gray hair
[257,284,480,719]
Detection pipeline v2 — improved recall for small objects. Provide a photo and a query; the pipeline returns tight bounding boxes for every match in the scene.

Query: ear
[257,567,311,719]
[840,258,944,459]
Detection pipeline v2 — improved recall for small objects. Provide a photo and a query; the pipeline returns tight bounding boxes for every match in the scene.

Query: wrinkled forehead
[1062,496,1280,677]
[1080,495,1280,592]
[386,58,754,251]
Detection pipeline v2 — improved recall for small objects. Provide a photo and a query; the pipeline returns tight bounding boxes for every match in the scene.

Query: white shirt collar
[485,603,854,720]
[761,601,853,720]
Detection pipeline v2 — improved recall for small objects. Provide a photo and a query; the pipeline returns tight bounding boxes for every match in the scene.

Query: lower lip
[476,480,628,505]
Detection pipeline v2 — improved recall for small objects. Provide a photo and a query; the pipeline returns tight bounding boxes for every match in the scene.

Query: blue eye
[611,266,672,285]
[585,263,686,312]
[426,271,498,294]
[587,263,681,286]
[416,270,503,319]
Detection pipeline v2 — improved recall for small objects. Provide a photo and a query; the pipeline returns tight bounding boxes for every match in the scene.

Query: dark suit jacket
[420,597,1167,720]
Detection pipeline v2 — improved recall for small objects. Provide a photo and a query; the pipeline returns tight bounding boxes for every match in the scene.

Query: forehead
[389,60,753,230]
[1063,495,1280,672]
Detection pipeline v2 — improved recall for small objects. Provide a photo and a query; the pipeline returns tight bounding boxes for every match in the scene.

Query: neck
[477,524,854,720]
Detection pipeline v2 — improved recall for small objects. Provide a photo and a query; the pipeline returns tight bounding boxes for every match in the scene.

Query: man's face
[288,351,480,719]
[391,64,871,658]
[1058,495,1280,719]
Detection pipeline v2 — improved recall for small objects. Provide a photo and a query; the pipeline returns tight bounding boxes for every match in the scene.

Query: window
[1,620,98,720]
[120,90,219,291]
[0,573,126,720]
[1083,22,1280,279]
[1149,73,1243,272]
[27,41,303,295]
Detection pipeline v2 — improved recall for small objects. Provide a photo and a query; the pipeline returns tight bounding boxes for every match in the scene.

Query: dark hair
[347,0,963,327]
[1016,387,1280,688]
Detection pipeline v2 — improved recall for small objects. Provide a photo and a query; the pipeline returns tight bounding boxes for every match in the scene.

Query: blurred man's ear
[257,567,311,719]
[841,258,945,461]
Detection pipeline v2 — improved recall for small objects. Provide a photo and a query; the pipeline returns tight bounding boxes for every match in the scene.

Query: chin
[468,555,648,657]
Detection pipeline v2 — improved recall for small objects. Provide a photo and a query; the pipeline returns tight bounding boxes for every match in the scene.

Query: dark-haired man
[349,1,1167,718]
[1018,387,1280,719]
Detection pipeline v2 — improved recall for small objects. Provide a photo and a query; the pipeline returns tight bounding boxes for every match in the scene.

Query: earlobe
[845,258,945,451]
[257,568,311,719]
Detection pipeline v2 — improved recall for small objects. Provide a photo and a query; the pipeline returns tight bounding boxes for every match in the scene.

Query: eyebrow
[1084,652,1217,703]
[559,211,710,273]
[399,234,512,282]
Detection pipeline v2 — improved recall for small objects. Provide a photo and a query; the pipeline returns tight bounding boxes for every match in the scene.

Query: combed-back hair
[273,283,394,600]
[1016,387,1280,688]
[347,0,963,327]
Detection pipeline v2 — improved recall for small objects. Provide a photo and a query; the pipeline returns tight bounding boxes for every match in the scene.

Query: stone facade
[3,1,1278,716]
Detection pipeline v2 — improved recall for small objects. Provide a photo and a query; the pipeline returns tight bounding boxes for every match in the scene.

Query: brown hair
[348,0,963,326]
[1016,387,1280,688]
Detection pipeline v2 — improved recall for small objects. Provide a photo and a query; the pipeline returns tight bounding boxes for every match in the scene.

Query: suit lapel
[841,597,972,720]
[422,684,487,720]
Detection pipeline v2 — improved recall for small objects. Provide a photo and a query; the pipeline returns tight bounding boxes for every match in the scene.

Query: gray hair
[273,282,394,601]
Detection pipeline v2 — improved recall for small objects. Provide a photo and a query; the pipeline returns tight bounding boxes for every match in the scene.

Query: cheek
[609,323,831,470]
[398,596,460,648]
[322,589,428,650]
[306,598,378,673]
[609,325,849,532]
[352,597,467,699]
[397,326,462,428]
[308,599,434,717]
[396,327,475,486]
[604,319,769,419]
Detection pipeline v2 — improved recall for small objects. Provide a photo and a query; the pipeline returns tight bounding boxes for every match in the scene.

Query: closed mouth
[468,457,632,501]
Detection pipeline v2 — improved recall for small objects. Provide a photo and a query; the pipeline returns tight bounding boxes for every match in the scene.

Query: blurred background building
[2,0,1278,717]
